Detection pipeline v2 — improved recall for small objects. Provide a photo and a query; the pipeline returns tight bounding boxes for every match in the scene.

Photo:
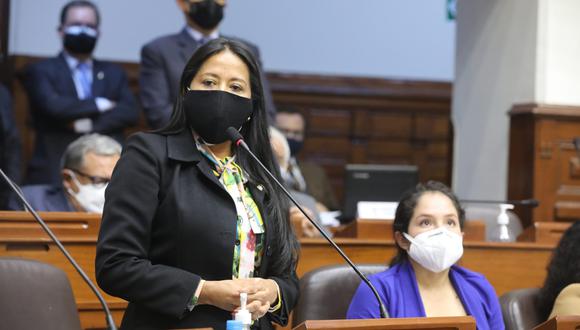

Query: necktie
[77,62,92,99]
[198,36,210,46]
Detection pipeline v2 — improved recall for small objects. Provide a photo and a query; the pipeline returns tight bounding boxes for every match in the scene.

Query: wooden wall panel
[10,56,452,205]
[269,72,452,203]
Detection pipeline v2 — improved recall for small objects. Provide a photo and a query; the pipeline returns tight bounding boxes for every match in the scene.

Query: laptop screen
[341,164,419,222]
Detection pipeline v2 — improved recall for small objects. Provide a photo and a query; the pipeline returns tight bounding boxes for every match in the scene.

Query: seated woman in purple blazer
[347,181,504,330]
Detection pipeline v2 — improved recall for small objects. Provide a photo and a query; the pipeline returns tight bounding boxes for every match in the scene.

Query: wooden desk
[518,221,573,244]
[533,315,580,330]
[298,238,553,296]
[0,211,556,329]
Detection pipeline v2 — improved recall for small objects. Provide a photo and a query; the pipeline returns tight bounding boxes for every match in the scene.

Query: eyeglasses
[68,169,111,188]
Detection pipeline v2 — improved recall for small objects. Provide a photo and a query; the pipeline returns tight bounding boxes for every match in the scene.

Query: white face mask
[403,227,463,273]
[66,172,107,213]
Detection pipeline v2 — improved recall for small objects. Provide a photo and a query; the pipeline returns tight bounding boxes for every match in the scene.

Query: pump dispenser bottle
[490,203,515,242]
[234,292,252,330]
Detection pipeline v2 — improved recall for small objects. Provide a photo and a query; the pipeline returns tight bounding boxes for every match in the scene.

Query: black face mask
[287,138,304,156]
[183,90,253,144]
[188,0,224,30]
[63,32,97,55]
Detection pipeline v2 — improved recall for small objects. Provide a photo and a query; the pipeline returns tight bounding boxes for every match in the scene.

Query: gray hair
[61,134,122,170]
[269,126,291,167]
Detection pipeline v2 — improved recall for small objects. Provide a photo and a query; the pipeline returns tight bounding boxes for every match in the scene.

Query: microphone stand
[0,168,117,330]
[226,128,389,318]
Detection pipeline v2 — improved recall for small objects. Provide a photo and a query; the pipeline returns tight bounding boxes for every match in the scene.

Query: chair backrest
[292,264,387,327]
[0,258,82,330]
[464,205,524,241]
[500,288,543,330]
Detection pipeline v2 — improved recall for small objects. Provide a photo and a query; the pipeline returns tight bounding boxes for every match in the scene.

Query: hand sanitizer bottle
[226,320,243,330]
[234,292,252,330]
[490,203,515,242]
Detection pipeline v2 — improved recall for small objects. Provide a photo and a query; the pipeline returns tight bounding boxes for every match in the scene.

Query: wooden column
[508,103,580,226]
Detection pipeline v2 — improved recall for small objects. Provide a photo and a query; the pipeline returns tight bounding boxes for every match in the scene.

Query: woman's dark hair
[157,38,299,274]
[389,180,465,266]
[537,221,580,319]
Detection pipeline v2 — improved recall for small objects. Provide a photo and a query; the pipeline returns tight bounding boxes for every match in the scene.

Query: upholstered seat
[292,264,387,327]
[0,258,82,330]
[500,288,543,330]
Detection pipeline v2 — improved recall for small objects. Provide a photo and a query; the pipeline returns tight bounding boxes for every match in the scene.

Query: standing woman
[347,181,504,330]
[96,38,299,329]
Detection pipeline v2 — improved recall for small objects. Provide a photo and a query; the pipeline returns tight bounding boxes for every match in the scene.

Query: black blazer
[20,53,139,185]
[0,84,21,209]
[95,130,298,330]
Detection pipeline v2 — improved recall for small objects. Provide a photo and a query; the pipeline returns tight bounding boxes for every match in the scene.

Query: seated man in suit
[270,126,322,238]
[275,108,339,211]
[140,0,276,129]
[0,84,21,210]
[21,0,138,185]
[9,134,121,213]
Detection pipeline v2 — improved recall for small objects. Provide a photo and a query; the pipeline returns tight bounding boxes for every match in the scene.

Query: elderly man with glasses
[9,134,121,213]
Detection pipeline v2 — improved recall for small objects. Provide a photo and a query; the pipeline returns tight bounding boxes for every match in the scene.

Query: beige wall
[452,0,539,200]
[536,0,580,105]
[453,0,580,201]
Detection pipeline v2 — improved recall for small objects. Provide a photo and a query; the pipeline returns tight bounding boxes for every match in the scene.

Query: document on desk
[357,201,398,220]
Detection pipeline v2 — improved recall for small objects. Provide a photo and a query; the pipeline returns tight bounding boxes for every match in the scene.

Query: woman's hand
[198,278,279,319]
[198,279,247,312]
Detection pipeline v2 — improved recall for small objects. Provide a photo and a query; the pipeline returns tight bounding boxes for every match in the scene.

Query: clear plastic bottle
[489,203,516,242]
[234,292,251,330]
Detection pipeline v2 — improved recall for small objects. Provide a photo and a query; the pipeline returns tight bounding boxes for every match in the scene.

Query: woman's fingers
[245,299,270,320]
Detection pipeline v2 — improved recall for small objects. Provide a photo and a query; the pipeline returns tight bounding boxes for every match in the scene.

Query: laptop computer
[340,164,419,223]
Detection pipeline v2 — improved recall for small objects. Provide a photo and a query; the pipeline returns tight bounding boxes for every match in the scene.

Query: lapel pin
[97,71,104,80]
[257,185,264,191]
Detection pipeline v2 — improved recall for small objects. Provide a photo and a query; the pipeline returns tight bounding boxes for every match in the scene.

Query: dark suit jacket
[21,53,139,185]
[139,28,277,129]
[299,161,340,211]
[0,84,21,209]
[95,130,298,330]
[8,185,75,212]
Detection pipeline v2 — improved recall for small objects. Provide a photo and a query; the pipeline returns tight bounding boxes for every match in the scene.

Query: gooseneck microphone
[226,127,389,318]
[460,199,539,207]
[0,168,117,330]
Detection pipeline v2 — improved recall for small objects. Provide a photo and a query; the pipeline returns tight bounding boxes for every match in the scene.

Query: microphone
[460,198,539,207]
[226,127,389,318]
[0,168,117,330]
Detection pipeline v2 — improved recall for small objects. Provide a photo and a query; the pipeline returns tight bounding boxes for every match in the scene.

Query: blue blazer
[347,261,505,330]
[8,184,75,212]
[20,53,139,185]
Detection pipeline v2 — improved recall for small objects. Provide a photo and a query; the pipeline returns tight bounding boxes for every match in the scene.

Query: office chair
[292,264,387,327]
[500,288,543,330]
[0,258,82,330]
